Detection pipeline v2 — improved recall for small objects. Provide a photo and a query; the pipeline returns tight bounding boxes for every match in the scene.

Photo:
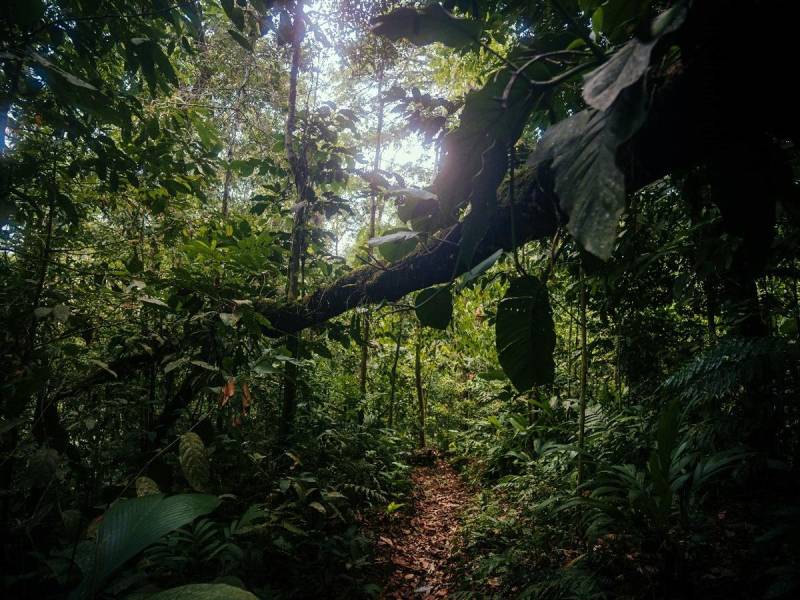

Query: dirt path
[375,457,471,599]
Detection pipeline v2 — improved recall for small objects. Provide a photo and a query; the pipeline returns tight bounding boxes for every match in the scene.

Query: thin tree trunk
[279,0,308,442]
[577,265,588,485]
[791,269,800,342]
[221,141,234,217]
[566,315,574,398]
[614,323,622,402]
[388,324,402,428]
[705,277,717,344]
[415,328,425,448]
[357,68,385,423]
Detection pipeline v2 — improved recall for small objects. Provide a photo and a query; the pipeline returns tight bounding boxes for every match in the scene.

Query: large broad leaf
[414,286,453,330]
[371,4,481,48]
[148,583,258,599]
[31,53,97,90]
[583,3,687,111]
[71,494,220,599]
[459,248,503,288]
[529,86,647,259]
[582,38,655,111]
[495,276,555,392]
[368,228,420,262]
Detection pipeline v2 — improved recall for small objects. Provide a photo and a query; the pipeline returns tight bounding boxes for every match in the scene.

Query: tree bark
[358,68,385,423]
[253,13,799,339]
[577,265,588,486]
[415,328,425,448]
[388,323,403,428]
[279,0,308,442]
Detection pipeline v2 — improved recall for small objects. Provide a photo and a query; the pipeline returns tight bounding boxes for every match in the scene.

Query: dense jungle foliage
[2,0,800,598]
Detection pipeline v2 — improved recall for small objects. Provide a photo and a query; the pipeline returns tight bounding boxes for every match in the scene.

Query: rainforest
[2,1,800,598]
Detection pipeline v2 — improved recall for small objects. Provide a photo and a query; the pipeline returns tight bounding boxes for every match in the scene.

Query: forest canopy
[2,1,800,598]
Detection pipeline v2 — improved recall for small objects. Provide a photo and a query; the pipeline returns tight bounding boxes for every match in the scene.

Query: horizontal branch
[257,4,800,336]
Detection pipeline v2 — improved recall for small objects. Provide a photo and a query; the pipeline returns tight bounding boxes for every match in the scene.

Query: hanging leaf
[228,29,253,52]
[369,228,420,262]
[142,297,170,309]
[385,188,438,202]
[31,53,97,90]
[219,312,241,327]
[148,584,258,600]
[70,494,220,599]
[52,303,70,322]
[179,432,211,492]
[371,4,481,49]
[583,2,688,111]
[582,39,655,112]
[529,86,647,260]
[459,248,503,288]
[135,476,160,497]
[414,286,453,330]
[495,276,555,392]
[221,0,245,30]
[368,229,419,247]
[241,382,252,414]
[219,378,236,407]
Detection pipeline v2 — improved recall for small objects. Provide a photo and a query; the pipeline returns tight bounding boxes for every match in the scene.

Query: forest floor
[373,455,472,599]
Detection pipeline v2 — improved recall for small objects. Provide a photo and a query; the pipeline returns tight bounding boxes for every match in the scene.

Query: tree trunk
[577,265,588,485]
[614,324,622,402]
[566,315,574,398]
[357,68,385,423]
[279,0,308,442]
[415,328,425,448]
[388,324,402,428]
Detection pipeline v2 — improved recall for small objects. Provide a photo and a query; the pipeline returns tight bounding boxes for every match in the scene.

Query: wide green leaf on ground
[71,494,220,599]
[148,583,258,599]
[495,276,556,392]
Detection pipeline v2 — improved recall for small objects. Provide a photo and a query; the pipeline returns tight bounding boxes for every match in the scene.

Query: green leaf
[529,87,647,259]
[582,39,655,111]
[460,248,503,288]
[219,312,241,327]
[31,53,97,90]
[371,4,481,49]
[584,2,688,110]
[651,1,689,38]
[125,254,143,274]
[70,494,220,599]
[221,0,245,30]
[414,286,453,330]
[385,188,437,202]
[180,432,211,493]
[141,297,170,309]
[34,307,52,318]
[495,276,555,392]
[369,228,420,262]
[148,583,258,600]
[228,28,253,52]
